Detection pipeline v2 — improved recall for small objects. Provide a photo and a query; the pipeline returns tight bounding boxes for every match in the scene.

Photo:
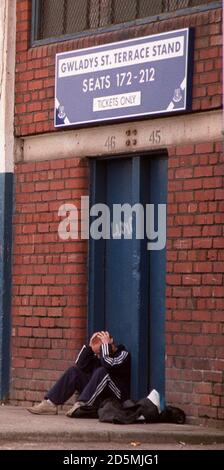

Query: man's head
[89,331,116,356]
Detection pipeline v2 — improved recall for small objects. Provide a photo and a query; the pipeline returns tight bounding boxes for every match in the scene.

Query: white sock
[46,399,55,406]
[147,389,161,413]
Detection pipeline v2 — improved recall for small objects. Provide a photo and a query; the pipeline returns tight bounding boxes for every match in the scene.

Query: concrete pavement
[0,405,224,445]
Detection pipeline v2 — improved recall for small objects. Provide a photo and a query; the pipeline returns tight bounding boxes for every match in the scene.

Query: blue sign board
[55,28,193,128]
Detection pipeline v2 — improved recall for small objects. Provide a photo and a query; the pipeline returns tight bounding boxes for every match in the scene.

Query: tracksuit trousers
[45,366,121,406]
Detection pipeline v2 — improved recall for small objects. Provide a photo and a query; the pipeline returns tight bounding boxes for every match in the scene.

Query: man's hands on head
[98,331,113,345]
[89,332,102,356]
[89,332,99,345]
[89,330,113,356]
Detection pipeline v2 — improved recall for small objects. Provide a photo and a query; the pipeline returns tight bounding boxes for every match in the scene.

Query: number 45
[149,130,161,145]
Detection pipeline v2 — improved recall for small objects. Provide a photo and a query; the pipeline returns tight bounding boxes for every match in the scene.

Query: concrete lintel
[21,110,223,163]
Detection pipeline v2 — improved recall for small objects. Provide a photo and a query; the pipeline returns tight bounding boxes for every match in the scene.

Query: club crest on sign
[58,105,66,119]
[173,88,182,103]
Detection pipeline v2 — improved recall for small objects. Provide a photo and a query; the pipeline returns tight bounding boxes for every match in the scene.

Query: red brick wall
[12,157,89,404]
[12,141,224,423]
[166,140,224,424]
[15,2,222,136]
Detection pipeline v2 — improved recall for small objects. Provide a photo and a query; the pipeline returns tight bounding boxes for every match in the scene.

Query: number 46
[105,136,116,151]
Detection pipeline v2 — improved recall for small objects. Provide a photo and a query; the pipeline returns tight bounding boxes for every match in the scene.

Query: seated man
[27,331,131,417]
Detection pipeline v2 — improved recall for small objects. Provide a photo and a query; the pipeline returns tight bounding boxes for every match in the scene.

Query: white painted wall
[0,0,16,173]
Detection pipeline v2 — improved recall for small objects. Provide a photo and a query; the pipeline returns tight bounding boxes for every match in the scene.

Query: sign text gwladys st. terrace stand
[55,28,194,128]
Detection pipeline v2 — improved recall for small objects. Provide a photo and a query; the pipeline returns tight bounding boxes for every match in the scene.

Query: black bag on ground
[159,405,186,424]
[98,397,159,424]
[136,398,160,423]
[73,398,185,425]
[98,398,123,423]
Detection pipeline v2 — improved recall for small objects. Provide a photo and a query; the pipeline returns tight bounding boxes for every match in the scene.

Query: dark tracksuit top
[76,343,131,402]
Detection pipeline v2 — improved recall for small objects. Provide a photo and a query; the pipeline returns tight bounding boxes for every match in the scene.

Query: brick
[175,144,194,155]
[193,335,213,346]
[183,226,202,237]
[195,143,214,153]
[174,262,192,273]
[173,310,192,321]
[27,102,42,112]
[35,69,49,79]
[48,307,63,317]
[43,78,54,88]
[193,238,212,249]
[193,286,212,298]
[182,274,201,285]
[195,189,215,201]
[202,225,222,236]
[183,179,202,190]
[13,358,26,368]
[172,287,191,298]
[175,191,194,202]
[33,111,49,122]
[25,317,39,328]
[215,189,224,200]
[194,262,213,273]
[199,47,219,60]
[166,274,181,285]
[212,287,224,298]
[175,168,193,179]
[194,166,213,177]
[210,34,222,46]
[18,327,32,337]
[202,274,222,285]
[203,177,222,189]
[198,406,217,419]
[25,359,41,369]
[28,80,43,91]
[213,262,224,273]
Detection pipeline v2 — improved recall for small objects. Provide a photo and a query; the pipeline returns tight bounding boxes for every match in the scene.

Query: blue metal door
[89,154,167,404]
[104,158,133,355]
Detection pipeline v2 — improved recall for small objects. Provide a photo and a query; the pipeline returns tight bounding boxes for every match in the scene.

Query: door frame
[88,151,167,405]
